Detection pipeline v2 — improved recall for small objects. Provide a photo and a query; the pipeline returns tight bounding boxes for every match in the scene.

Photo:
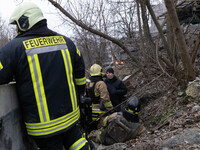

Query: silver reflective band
[27,113,80,135]
[26,44,68,56]
[75,78,86,85]
[26,107,79,128]
[70,138,87,150]
[31,55,47,121]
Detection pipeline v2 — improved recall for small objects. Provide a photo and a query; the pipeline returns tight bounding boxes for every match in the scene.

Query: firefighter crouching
[89,96,146,145]
[86,64,114,130]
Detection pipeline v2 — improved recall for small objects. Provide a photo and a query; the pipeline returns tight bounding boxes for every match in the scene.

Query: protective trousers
[34,125,89,150]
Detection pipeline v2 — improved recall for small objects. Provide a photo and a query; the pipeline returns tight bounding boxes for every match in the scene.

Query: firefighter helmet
[127,96,140,113]
[9,2,45,32]
[90,64,102,76]
[123,96,140,122]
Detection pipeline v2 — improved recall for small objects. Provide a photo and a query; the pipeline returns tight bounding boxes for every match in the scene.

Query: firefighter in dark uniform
[0,2,89,150]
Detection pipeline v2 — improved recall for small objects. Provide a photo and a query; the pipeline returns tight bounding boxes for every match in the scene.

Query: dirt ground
[108,65,200,150]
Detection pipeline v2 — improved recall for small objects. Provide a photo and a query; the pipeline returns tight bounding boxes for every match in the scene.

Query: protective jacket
[88,76,113,123]
[89,112,146,145]
[104,75,127,111]
[0,20,86,138]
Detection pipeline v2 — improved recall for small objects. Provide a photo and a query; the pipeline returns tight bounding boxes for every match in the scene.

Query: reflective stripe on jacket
[0,33,86,137]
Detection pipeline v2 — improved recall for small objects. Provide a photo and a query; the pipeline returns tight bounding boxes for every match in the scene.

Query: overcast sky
[0,0,72,36]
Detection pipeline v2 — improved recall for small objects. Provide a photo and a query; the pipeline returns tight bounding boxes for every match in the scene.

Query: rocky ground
[93,66,200,150]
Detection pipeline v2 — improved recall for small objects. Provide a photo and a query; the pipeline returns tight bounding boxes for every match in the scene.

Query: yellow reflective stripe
[95,93,100,97]
[61,49,77,110]
[76,48,81,56]
[92,108,106,114]
[128,109,133,113]
[97,131,102,143]
[92,117,100,121]
[104,101,112,107]
[103,116,108,127]
[26,108,80,136]
[128,109,139,114]
[75,77,86,85]
[26,107,79,128]
[27,56,44,122]
[0,61,3,70]
[34,55,50,121]
[69,137,87,150]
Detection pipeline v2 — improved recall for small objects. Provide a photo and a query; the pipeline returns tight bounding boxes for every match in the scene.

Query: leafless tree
[48,0,198,85]
[0,17,17,47]
[48,0,148,76]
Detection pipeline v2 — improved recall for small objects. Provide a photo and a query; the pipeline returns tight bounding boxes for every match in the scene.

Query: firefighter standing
[87,64,113,130]
[0,2,89,150]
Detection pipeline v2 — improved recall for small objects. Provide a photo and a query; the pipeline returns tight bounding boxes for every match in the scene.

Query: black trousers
[34,125,89,150]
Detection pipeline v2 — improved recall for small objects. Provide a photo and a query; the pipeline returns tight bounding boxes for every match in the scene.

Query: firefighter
[89,96,146,145]
[0,2,89,150]
[87,64,113,130]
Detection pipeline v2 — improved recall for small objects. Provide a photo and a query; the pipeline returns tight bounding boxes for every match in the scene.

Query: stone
[162,127,200,148]
[186,77,200,98]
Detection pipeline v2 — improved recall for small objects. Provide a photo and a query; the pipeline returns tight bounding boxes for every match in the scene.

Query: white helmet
[9,2,45,31]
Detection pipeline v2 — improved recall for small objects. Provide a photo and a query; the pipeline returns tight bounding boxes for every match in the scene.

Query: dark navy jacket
[104,75,127,111]
[0,20,86,138]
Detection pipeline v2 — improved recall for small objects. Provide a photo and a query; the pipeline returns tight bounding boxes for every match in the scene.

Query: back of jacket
[0,25,86,138]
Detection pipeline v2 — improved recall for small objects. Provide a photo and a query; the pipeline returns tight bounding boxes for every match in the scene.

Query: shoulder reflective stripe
[104,101,112,107]
[76,48,81,56]
[61,49,77,110]
[26,44,68,56]
[75,77,86,85]
[27,55,50,122]
[23,36,66,50]
[0,61,3,70]
[69,138,87,150]
[26,108,80,136]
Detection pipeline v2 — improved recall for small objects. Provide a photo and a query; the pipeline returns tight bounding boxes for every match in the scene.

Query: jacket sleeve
[0,44,14,84]
[96,81,113,111]
[73,47,86,95]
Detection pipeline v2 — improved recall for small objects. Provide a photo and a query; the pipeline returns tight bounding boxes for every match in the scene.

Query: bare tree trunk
[136,0,146,66]
[145,0,172,64]
[140,0,155,57]
[48,0,148,76]
[164,0,195,82]
[166,15,176,65]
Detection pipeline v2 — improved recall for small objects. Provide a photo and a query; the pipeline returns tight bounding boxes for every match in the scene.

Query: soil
[99,66,200,150]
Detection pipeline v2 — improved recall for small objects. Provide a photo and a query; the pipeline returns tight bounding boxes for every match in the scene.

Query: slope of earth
[95,65,200,150]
